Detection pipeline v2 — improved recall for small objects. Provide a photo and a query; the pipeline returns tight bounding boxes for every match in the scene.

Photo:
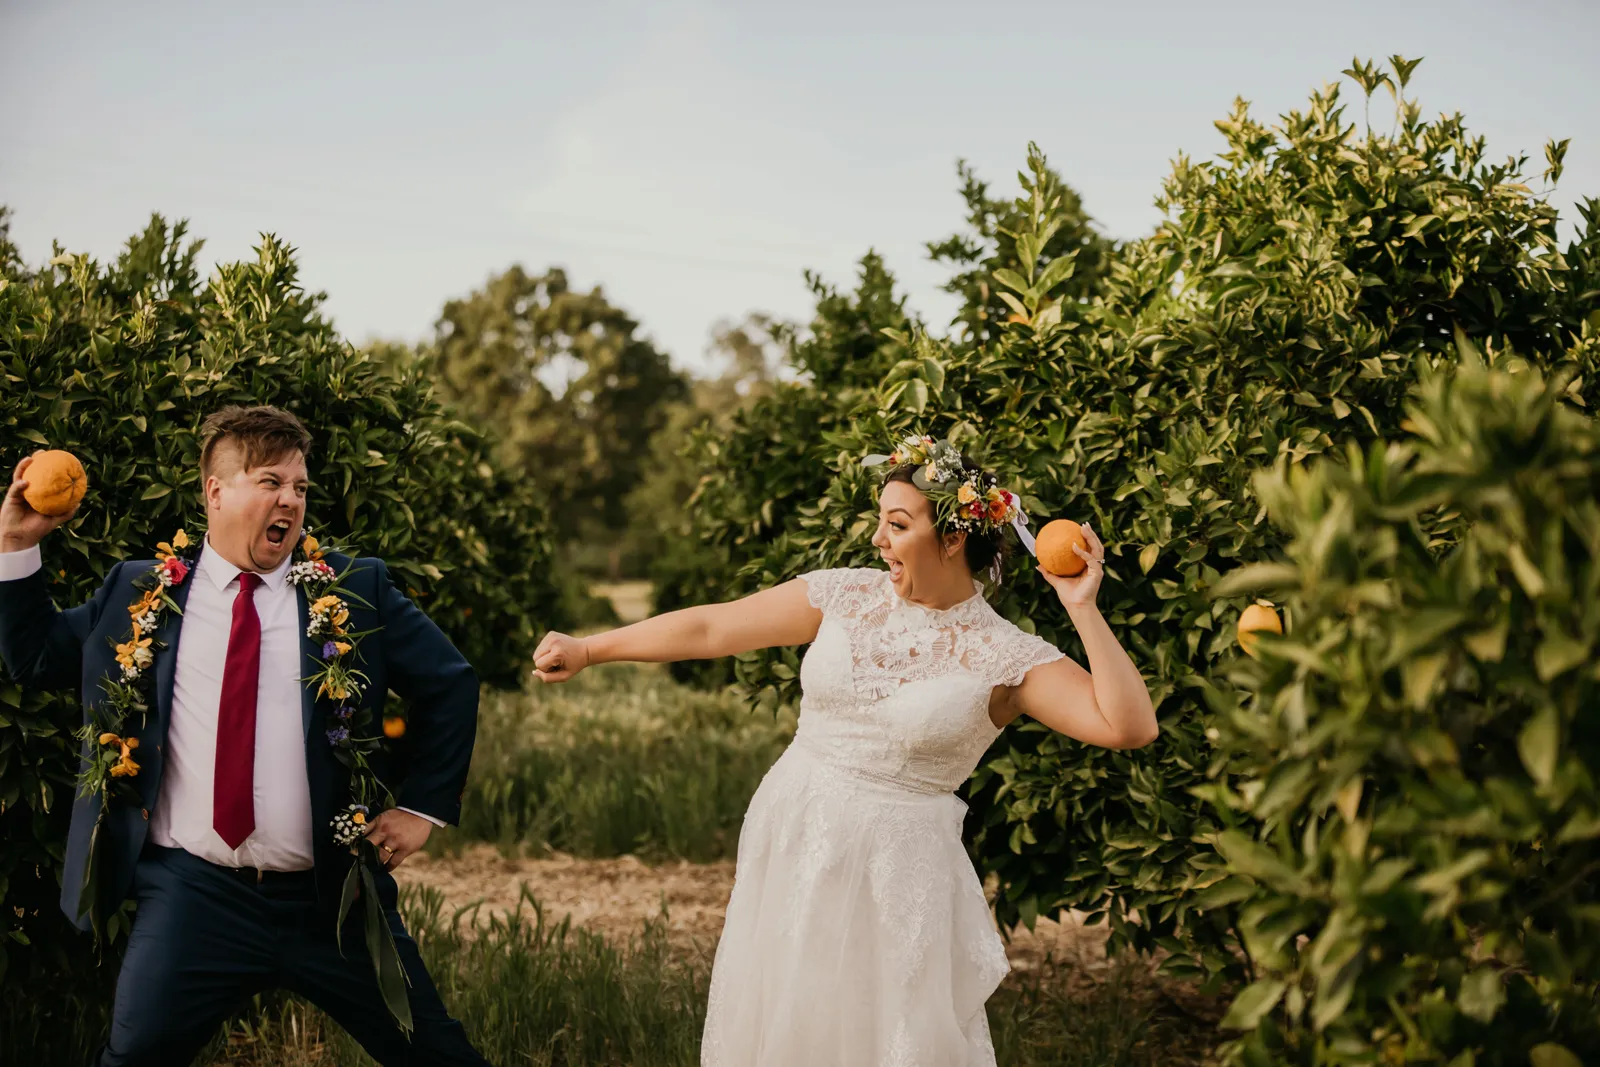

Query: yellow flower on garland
[318,679,351,702]
[311,594,341,615]
[115,629,153,670]
[303,534,324,561]
[99,733,141,777]
[155,529,190,560]
[127,589,161,622]
[957,484,978,504]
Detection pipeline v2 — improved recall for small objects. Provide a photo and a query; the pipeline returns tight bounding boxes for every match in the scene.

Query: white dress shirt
[0,538,441,872]
[151,540,316,869]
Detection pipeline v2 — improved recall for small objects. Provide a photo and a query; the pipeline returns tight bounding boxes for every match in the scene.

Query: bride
[533,436,1157,1066]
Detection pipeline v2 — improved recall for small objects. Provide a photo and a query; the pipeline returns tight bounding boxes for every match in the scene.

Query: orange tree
[1204,351,1600,1064]
[661,58,1599,1000]
[0,216,564,1002]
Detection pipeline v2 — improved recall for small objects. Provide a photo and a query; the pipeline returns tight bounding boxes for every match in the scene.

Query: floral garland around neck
[77,529,197,806]
[78,525,414,1032]
[287,529,414,1034]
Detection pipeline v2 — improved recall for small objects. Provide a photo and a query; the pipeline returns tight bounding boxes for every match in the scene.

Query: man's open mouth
[265,519,293,546]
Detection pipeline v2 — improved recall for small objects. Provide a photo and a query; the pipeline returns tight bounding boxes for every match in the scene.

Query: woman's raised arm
[533,577,822,683]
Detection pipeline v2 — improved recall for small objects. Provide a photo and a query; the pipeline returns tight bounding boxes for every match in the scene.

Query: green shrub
[0,216,565,987]
[1199,354,1600,1064]
[660,57,1599,996]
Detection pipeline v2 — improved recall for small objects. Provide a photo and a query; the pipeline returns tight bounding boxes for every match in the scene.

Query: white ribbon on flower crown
[1007,494,1038,559]
[990,493,1038,587]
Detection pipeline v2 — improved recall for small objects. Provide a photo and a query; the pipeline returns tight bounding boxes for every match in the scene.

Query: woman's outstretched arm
[533,578,821,683]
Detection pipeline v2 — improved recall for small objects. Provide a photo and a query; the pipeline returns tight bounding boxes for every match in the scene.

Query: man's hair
[199,405,313,484]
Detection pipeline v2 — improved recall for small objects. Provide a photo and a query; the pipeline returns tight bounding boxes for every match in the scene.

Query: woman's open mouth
[265,519,293,546]
[884,558,904,582]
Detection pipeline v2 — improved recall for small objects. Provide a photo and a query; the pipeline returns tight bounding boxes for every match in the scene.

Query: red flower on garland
[161,556,189,586]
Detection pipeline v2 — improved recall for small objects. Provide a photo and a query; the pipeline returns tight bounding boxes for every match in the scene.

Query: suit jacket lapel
[146,544,200,806]
[152,543,201,740]
[298,583,318,740]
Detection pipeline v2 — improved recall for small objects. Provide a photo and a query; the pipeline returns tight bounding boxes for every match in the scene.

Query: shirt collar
[199,534,294,593]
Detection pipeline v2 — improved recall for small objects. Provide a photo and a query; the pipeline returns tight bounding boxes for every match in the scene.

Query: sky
[3,0,1596,375]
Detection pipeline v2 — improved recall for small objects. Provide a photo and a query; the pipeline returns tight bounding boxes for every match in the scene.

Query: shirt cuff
[396,806,447,828]
[0,544,43,582]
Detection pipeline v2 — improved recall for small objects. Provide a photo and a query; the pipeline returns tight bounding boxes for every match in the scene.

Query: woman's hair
[884,458,1012,579]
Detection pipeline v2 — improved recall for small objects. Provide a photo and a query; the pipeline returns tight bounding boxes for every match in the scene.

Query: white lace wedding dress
[701,568,1065,1067]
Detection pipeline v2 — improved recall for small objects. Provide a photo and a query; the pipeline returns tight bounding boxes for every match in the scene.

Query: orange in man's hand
[22,450,88,517]
[1036,519,1089,577]
[383,717,407,739]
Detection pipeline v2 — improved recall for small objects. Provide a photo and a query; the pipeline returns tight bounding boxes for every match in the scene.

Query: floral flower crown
[862,434,1038,558]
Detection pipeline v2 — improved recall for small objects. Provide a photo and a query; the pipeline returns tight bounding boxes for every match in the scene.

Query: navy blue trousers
[98,846,489,1067]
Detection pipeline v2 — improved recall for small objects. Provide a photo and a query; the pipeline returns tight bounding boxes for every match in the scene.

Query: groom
[0,405,490,1066]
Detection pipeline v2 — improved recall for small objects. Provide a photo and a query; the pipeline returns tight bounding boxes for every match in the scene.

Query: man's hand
[2,454,78,553]
[363,808,434,871]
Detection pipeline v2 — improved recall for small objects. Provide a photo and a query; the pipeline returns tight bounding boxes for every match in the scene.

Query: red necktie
[213,571,262,849]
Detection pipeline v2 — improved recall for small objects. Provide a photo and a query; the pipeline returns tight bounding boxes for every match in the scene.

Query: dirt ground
[396,844,1113,976]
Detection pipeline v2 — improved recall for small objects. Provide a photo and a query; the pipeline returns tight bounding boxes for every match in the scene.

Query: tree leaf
[1529,1044,1584,1067]
[1220,978,1287,1030]
[1457,967,1504,1023]
[1517,706,1560,787]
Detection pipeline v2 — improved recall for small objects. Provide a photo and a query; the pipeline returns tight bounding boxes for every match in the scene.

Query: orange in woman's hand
[22,450,88,517]
[1036,520,1089,577]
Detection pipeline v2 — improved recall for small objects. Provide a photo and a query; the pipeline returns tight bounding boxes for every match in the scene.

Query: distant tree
[0,207,24,280]
[427,266,689,576]
[625,313,784,581]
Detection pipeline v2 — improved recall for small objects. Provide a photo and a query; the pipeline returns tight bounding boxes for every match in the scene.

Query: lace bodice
[794,567,1065,795]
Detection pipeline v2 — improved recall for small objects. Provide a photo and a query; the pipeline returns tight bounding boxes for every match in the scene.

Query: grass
[195,887,1211,1067]
[202,885,708,1067]
[439,664,794,862]
[10,663,1218,1064]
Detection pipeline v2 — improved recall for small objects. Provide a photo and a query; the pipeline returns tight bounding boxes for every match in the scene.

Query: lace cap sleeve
[801,567,885,618]
[991,625,1067,688]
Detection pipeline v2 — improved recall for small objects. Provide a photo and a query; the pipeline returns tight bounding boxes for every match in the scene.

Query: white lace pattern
[701,568,1066,1066]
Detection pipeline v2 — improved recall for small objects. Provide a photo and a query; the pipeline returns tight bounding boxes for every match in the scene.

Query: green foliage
[0,217,564,985]
[443,663,794,862]
[626,314,783,614]
[927,154,1117,346]
[426,265,690,578]
[664,56,1600,1012]
[650,251,924,687]
[1203,357,1600,1063]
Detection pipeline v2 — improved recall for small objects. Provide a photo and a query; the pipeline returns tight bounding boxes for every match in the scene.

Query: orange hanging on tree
[1236,601,1283,658]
